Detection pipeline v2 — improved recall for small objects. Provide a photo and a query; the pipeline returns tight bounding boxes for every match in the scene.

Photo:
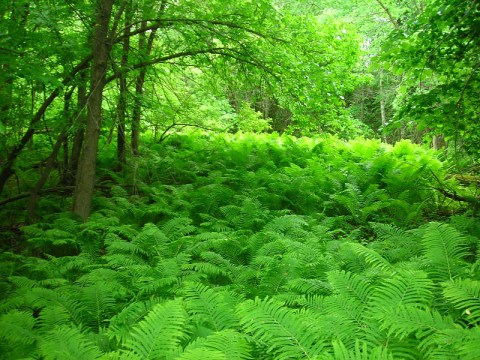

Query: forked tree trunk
[72,0,114,221]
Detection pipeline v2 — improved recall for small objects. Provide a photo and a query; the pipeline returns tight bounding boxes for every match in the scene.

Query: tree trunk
[72,0,114,221]
[116,4,132,170]
[67,72,88,185]
[379,69,387,143]
[132,18,157,156]
[28,130,67,223]
[131,21,147,156]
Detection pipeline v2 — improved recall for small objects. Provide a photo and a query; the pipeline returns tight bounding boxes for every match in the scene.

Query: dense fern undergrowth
[1,133,479,359]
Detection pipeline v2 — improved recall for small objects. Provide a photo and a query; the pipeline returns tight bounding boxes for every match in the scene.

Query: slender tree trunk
[379,69,387,143]
[60,91,72,185]
[67,72,88,185]
[117,5,131,170]
[72,0,114,221]
[132,18,158,156]
[27,130,67,223]
[131,21,147,156]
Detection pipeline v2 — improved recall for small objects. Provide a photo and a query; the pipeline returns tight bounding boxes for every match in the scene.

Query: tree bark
[27,129,67,223]
[72,0,114,221]
[131,20,148,156]
[379,69,387,143]
[116,4,132,170]
[67,72,88,185]
[132,16,158,156]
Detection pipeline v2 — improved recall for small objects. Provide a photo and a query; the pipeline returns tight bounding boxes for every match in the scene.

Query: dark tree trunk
[72,0,114,221]
[131,20,147,156]
[131,17,157,156]
[28,130,67,223]
[67,72,88,185]
[116,4,132,170]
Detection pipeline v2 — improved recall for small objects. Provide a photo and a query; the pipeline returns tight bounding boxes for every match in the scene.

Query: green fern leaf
[421,222,469,281]
[454,327,480,359]
[369,270,434,312]
[176,329,251,360]
[124,299,188,359]
[327,270,373,305]
[183,283,238,331]
[321,339,394,360]
[38,325,101,360]
[237,297,326,359]
[443,278,480,325]
[174,348,227,360]
[161,217,197,241]
[347,243,395,274]
[0,310,36,346]
[108,300,159,344]
[287,278,332,295]
[379,305,460,355]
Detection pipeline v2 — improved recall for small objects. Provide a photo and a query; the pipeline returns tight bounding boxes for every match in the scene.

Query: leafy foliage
[0,133,478,359]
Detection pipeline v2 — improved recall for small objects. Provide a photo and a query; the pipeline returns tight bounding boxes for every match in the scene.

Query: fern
[38,325,102,360]
[107,300,160,344]
[183,282,238,331]
[421,222,469,281]
[321,339,394,360]
[0,310,36,347]
[81,282,118,332]
[175,329,252,360]
[347,243,396,274]
[237,297,326,359]
[369,270,434,313]
[442,278,480,325]
[379,305,460,356]
[327,270,373,305]
[122,299,188,359]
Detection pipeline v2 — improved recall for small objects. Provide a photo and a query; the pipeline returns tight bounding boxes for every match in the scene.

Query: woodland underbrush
[1,133,479,359]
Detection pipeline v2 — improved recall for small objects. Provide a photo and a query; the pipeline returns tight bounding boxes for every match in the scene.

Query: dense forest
[0,0,479,359]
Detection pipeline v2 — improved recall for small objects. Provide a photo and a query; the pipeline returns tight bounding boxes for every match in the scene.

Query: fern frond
[177,329,251,360]
[133,223,170,256]
[379,305,460,355]
[36,304,71,331]
[38,325,101,360]
[15,287,83,326]
[369,270,434,313]
[321,339,394,360]
[183,283,238,331]
[287,278,332,295]
[442,278,480,325]
[108,301,158,344]
[105,233,147,256]
[0,310,36,346]
[370,222,408,241]
[421,222,469,281]
[327,270,373,305]
[263,215,309,235]
[346,243,395,274]
[161,217,197,241]
[174,348,227,360]
[123,299,188,359]
[454,327,480,359]
[81,282,118,332]
[237,297,326,359]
